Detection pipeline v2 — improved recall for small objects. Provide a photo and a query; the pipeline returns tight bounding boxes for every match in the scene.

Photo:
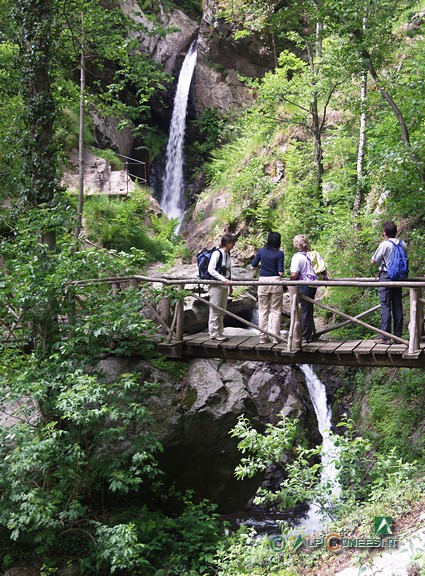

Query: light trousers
[257,277,283,343]
[208,285,229,338]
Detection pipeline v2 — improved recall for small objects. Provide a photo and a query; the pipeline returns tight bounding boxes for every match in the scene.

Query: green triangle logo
[291,534,305,552]
[375,516,393,535]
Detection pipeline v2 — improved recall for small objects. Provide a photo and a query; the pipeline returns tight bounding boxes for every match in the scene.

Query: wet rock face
[96,355,315,512]
[120,0,272,115]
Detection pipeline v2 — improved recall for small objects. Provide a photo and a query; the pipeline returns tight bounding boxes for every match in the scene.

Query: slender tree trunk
[75,23,85,240]
[306,18,324,196]
[15,0,58,248]
[16,0,57,206]
[353,68,367,225]
[311,95,324,193]
[366,54,423,179]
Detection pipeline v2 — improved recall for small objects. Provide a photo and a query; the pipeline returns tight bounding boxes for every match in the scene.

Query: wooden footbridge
[70,275,425,368]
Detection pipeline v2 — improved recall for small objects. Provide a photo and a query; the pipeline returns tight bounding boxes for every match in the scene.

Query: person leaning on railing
[290,234,327,344]
[251,232,284,343]
[371,220,408,344]
[207,233,236,341]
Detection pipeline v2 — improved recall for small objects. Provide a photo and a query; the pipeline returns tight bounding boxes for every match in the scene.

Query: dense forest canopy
[0,0,424,574]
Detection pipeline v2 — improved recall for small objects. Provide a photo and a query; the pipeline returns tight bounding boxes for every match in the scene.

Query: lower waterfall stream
[298,364,340,532]
[225,363,340,535]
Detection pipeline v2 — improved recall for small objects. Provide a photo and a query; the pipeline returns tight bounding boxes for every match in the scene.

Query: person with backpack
[290,234,324,343]
[207,233,236,341]
[371,221,408,343]
[251,232,284,343]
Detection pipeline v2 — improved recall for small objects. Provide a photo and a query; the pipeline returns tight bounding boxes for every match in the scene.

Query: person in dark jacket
[252,232,284,343]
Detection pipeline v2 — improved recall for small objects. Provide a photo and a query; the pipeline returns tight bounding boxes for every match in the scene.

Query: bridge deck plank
[388,344,408,355]
[315,341,343,354]
[301,339,330,352]
[184,333,211,345]
[335,340,363,354]
[222,335,256,350]
[355,340,378,355]
[238,336,262,350]
[372,343,392,355]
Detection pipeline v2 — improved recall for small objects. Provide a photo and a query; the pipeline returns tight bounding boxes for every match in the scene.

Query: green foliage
[231,413,418,520]
[170,0,203,22]
[0,202,226,574]
[83,188,187,262]
[187,108,226,176]
[355,368,425,461]
[149,357,189,380]
[90,147,124,170]
[55,105,95,153]
[0,39,23,199]
[216,413,422,576]
[214,525,298,576]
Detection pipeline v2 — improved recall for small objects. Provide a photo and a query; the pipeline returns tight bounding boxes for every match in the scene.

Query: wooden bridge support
[287,286,302,352]
[160,298,171,336]
[409,287,423,354]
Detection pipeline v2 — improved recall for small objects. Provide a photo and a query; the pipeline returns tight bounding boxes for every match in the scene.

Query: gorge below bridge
[70,275,425,369]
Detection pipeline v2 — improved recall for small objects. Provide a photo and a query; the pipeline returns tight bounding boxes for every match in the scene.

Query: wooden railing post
[287,286,302,351]
[129,278,139,289]
[160,297,171,336]
[409,287,422,354]
[175,286,184,341]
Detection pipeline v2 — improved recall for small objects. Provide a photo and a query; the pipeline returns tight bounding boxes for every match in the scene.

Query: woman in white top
[207,233,236,341]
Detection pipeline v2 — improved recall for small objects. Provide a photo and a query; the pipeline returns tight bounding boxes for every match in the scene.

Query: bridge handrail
[67,275,424,354]
[68,275,425,289]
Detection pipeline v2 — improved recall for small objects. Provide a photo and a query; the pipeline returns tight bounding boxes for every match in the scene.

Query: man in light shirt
[371,221,407,343]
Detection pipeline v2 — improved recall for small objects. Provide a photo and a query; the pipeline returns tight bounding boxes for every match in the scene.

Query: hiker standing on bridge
[290,234,324,343]
[371,221,408,343]
[251,232,284,343]
[207,233,236,341]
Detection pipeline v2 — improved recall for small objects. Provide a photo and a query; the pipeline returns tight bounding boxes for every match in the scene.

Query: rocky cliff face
[120,0,272,116]
[97,355,319,512]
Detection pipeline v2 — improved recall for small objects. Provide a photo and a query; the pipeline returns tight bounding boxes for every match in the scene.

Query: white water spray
[299,365,340,532]
[161,41,197,222]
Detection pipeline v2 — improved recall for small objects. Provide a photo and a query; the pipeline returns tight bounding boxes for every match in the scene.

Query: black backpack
[197,247,223,280]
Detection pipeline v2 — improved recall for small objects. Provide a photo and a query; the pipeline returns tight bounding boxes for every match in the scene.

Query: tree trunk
[353,68,367,225]
[306,20,324,197]
[75,24,86,240]
[16,0,57,207]
[311,94,324,194]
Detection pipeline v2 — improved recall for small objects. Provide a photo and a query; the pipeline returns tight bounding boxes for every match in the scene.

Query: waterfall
[298,365,340,532]
[161,41,197,223]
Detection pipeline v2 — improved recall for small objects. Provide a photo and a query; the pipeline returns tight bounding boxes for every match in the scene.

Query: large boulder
[96,355,316,512]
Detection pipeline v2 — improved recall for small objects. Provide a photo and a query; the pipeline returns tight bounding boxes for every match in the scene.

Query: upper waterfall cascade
[161,41,197,223]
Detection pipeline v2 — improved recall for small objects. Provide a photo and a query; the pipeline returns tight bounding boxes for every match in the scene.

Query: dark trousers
[299,286,317,341]
[379,271,403,337]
